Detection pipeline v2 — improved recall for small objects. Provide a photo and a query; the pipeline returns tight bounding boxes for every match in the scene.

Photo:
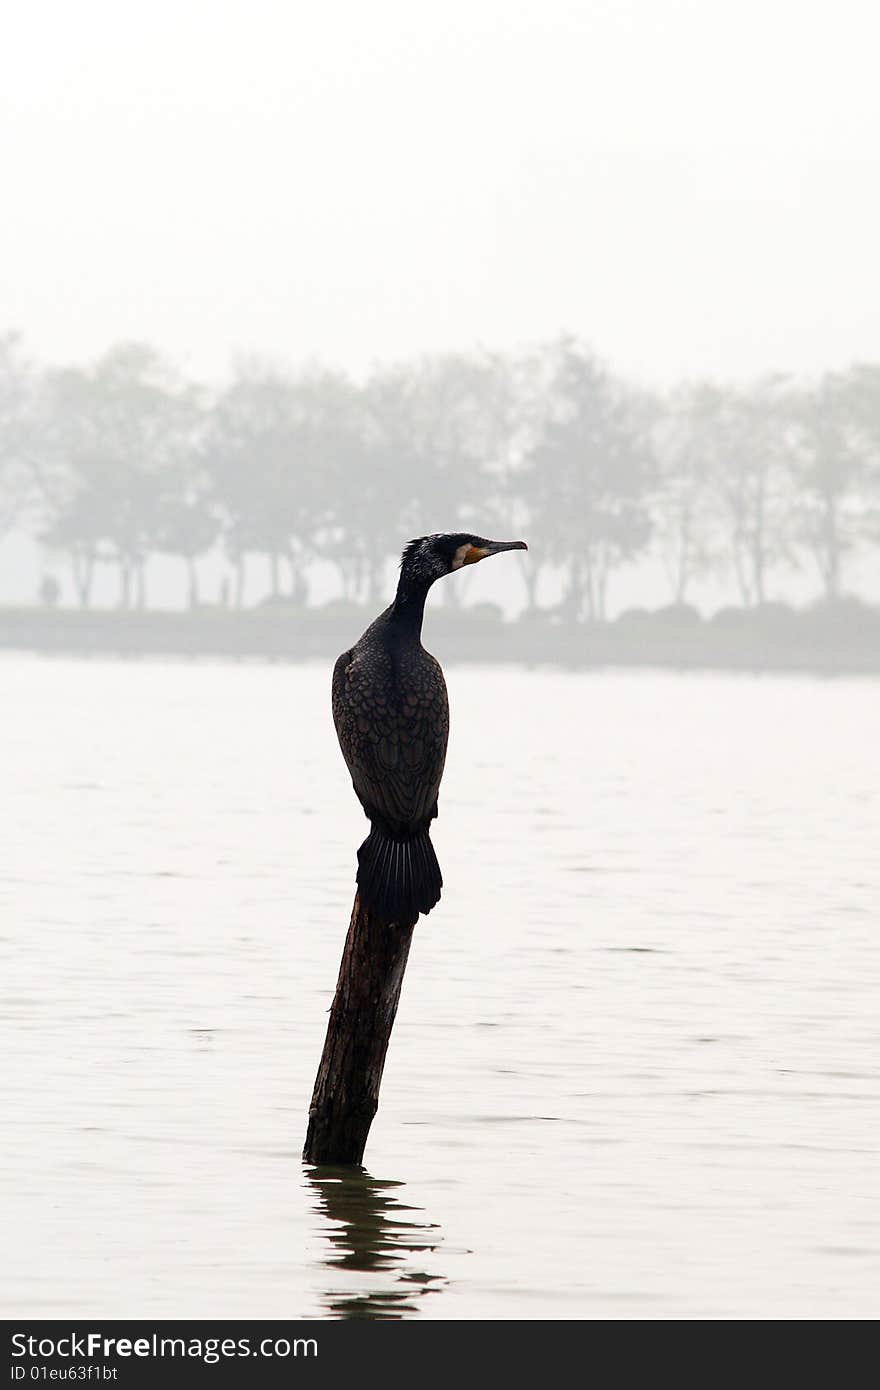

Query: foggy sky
[2,0,879,384]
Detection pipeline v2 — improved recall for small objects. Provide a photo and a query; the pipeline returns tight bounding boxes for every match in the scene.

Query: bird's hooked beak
[462,539,528,565]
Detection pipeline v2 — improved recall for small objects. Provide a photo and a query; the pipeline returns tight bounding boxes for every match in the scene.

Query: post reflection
[305,1165,446,1319]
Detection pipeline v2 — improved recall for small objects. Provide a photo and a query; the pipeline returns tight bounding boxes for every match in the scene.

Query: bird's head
[399,533,528,586]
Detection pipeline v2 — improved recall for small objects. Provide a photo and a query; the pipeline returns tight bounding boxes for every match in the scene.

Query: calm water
[3,653,879,1320]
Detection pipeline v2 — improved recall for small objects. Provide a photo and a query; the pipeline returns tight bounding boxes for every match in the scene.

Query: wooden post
[303,893,415,1165]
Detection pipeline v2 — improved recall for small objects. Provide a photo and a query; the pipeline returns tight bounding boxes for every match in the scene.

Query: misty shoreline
[3,601,880,674]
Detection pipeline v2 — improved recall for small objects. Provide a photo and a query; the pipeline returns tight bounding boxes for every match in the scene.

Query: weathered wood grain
[303,893,414,1165]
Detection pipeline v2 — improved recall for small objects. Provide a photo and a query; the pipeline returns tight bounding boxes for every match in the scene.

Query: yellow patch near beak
[462,545,488,565]
[451,542,488,569]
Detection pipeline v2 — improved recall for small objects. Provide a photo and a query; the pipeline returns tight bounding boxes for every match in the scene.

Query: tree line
[1,331,878,617]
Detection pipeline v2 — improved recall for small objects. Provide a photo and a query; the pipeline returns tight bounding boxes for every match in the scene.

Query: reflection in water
[305,1166,446,1318]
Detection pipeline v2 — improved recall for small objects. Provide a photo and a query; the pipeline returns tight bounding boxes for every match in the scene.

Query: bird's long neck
[390,567,434,638]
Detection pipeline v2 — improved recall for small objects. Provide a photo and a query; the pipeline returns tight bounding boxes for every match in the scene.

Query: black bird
[332,533,528,926]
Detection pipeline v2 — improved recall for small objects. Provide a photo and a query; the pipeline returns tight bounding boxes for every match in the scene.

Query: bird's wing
[333,647,448,831]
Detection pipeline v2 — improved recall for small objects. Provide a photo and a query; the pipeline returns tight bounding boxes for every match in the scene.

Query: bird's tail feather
[356,824,442,926]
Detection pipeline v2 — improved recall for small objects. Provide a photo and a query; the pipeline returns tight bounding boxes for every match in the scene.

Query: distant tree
[460,346,573,614]
[10,329,880,622]
[323,411,400,604]
[460,350,539,608]
[521,340,655,621]
[786,369,878,600]
[31,364,114,607]
[652,384,724,604]
[206,367,302,606]
[35,344,199,607]
[859,369,880,561]
[361,355,504,606]
[299,371,376,602]
[155,493,218,608]
[154,399,216,608]
[39,573,61,608]
[284,368,368,601]
[704,377,795,606]
[205,364,352,606]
